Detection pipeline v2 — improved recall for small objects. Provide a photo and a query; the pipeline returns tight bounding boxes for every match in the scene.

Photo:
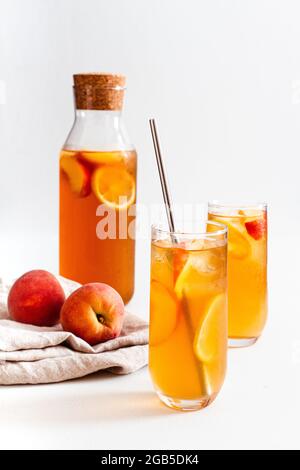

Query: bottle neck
[75,109,122,123]
[64,109,134,151]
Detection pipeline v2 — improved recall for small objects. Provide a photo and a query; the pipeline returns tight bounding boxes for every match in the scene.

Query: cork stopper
[73,73,126,111]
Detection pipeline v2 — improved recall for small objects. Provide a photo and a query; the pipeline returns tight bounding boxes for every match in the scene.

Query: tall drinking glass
[208,202,268,347]
[149,221,228,411]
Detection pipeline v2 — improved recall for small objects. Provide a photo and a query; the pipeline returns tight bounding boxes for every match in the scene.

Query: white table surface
[0,232,299,450]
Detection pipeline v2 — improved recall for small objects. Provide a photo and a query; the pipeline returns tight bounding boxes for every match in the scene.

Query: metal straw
[149,119,177,236]
[149,118,210,398]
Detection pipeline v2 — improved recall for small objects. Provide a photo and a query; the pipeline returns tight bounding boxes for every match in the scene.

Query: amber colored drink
[59,149,136,303]
[149,223,227,411]
[208,204,267,347]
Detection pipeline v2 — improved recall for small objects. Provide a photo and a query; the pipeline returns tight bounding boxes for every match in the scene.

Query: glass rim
[151,220,228,238]
[208,200,267,210]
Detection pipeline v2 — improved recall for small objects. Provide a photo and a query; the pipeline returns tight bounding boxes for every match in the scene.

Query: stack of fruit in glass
[208,202,268,347]
[149,222,228,411]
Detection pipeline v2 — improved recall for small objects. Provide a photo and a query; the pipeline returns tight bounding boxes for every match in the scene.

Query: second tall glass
[208,202,268,347]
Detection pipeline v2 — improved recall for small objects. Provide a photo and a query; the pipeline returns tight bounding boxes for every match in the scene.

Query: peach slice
[211,218,250,260]
[193,293,227,363]
[92,166,135,209]
[210,214,251,259]
[60,156,90,197]
[151,241,189,289]
[151,246,174,291]
[81,151,124,165]
[173,247,189,284]
[226,222,251,259]
[149,280,178,346]
[175,249,223,300]
[245,211,267,241]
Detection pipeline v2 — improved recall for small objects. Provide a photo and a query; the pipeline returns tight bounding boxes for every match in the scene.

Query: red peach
[60,283,125,345]
[8,270,65,326]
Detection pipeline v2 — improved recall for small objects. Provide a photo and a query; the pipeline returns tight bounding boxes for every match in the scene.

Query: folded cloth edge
[0,276,149,385]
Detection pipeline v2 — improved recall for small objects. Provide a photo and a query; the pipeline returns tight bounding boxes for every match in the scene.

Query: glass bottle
[59,73,137,303]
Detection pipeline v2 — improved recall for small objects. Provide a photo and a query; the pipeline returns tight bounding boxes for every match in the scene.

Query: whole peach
[8,270,65,326]
[60,283,125,345]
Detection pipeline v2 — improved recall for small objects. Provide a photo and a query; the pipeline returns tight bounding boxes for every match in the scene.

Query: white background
[0,0,299,450]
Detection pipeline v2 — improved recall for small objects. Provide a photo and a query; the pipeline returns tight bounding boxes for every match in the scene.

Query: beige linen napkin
[0,276,149,385]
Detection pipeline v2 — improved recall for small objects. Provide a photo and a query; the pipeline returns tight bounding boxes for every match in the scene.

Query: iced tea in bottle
[59,74,137,303]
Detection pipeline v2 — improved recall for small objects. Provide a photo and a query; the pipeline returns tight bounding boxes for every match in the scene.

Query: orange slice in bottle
[60,155,90,197]
[193,293,227,363]
[81,151,124,165]
[91,166,136,210]
[149,280,178,346]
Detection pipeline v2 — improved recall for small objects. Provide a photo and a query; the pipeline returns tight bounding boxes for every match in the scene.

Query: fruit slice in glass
[149,280,178,346]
